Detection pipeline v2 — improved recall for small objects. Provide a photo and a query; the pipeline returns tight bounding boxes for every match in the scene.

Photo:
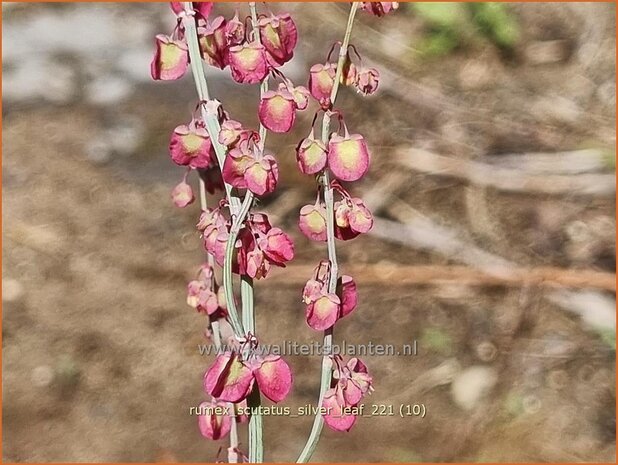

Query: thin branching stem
[245,4,265,463]
[296,3,359,463]
[182,4,247,460]
[182,2,247,337]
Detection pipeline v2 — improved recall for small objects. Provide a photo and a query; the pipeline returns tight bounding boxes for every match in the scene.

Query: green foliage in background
[410,2,519,58]
[421,327,453,355]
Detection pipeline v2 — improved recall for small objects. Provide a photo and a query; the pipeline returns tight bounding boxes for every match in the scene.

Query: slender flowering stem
[211,320,239,463]
[222,194,253,336]
[182,2,247,337]
[181,4,240,212]
[241,276,255,332]
[296,3,359,463]
[228,403,240,464]
[188,42,238,458]
[245,4,265,462]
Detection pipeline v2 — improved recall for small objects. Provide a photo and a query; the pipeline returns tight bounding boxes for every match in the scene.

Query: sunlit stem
[245,4,265,463]
[296,3,359,463]
[182,2,246,338]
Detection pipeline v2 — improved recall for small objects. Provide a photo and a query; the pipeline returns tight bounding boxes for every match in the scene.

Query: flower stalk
[245,4,266,461]
[184,6,240,454]
[183,4,260,457]
[182,2,246,338]
[154,1,395,461]
[296,3,359,463]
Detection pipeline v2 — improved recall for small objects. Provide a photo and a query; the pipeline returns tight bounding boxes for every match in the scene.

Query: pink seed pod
[197,207,225,233]
[252,355,293,403]
[337,275,358,318]
[151,34,189,81]
[169,124,215,169]
[244,155,279,196]
[225,10,245,46]
[197,400,232,441]
[260,227,295,265]
[327,130,370,182]
[197,288,220,315]
[340,58,358,86]
[359,2,399,16]
[334,200,359,241]
[322,356,373,431]
[322,387,357,432]
[298,204,328,242]
[221,142,255,189]
[248,212,273,234]
[246,248,271,280]
[282,83,311,111]
[171,180,195,208]
[187,280,204,308]
[259,13,298,66]
[333,356,373,405]
[355,67,380,96]
[198,16,228,69]
[308,63,336,107]
[213,229,234,268]
[339,377,363,406]
[302,278,323,304]
[334,197,373,239]
[345,357,373,396]
[218,119,244,147]
[202,223,223,257]
[258,89,297,133]
[334,200,351,228]
[306,292,341,331]
[228,41,269,84]
[302,263,357,330]
[296,130,327,175]
[204,352,255,403]
[348,198,374,233]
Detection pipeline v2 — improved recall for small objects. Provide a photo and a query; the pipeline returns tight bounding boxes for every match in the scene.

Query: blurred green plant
[420,327,453,355]
[410,2,519,58]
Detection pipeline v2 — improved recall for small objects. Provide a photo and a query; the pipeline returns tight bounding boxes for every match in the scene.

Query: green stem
[182,2,258,462]
[247,388,264,463]
[222,193,253,336]
[241,275,255,332]
[182,4,240,213]
[246,4,265,463]
[183,2,247,338]
[296,3,359,463]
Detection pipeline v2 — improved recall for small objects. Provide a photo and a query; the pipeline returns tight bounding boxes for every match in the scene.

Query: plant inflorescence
[151,2,398,462]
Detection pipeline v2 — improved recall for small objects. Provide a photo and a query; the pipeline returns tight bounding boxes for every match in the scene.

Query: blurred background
[2,2,616,462]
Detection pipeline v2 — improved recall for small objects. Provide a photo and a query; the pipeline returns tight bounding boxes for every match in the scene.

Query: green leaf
[421,327,453,355]
[417,30,459,58]
[412,2,468,28]
[470,3,519,48]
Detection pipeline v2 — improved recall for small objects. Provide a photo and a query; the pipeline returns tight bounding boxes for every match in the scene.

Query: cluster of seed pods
[152,0,399,454]
[151,2,304,447]
[296,1,398,432]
